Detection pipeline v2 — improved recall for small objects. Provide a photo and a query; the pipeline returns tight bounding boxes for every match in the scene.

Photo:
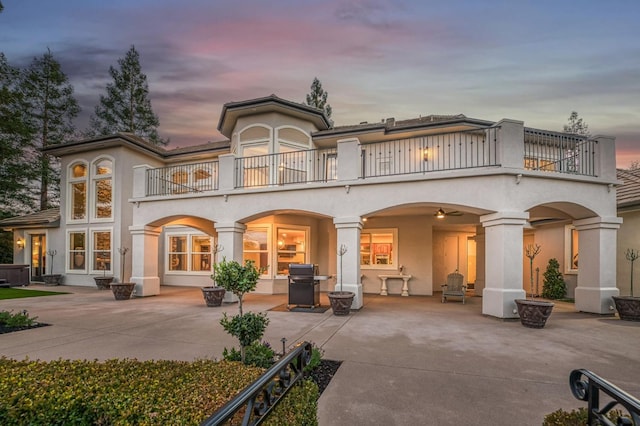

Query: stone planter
[94,276,114,290]
[110,282,136,300]
[328,291,355,316]
[612,296,640,321]
[515,299,554,328]
[42,274,62,286]
[201,286,226,307]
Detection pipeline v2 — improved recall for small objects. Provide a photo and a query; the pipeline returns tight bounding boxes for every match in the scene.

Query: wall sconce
[16,239,25,250]
[423,149,429,161]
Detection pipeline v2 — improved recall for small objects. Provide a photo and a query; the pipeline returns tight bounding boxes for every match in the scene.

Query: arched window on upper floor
[92,157,113,220]
[68,162,88,222]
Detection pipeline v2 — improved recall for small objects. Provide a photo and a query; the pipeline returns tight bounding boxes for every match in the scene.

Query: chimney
[385,117,395,126]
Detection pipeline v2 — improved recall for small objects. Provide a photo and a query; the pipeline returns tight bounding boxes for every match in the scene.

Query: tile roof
[617,169,640,209]
[0,208,60,229]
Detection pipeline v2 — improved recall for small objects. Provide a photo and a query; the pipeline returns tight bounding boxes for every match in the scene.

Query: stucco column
[480,212,529,318]
[336,138,361,182]
[215,222,247,302]
[474,226,486,297]
[218,154,236,191]
[574,216,622,314]
[495,119,524,169]
[129,225,161,297]
[132,164,152,198]
[333,217,363,309]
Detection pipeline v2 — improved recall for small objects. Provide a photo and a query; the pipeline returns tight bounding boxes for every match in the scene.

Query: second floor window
[69,163,87,220]
[93,159,113,219]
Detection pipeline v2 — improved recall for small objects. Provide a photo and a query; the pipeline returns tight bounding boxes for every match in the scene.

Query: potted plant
[201,244,226,307]
[215,258,269,363]
[515,244,554,328]
[42,250,62,286]
[110,247,135,300]
[327,244,355,316]
[93,251,114,290]
[612,248,640,321]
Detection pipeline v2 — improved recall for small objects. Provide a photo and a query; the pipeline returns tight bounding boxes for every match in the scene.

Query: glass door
[30,234,46,282]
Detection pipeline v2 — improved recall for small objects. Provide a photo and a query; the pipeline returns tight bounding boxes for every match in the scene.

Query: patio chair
[441,271,466,304]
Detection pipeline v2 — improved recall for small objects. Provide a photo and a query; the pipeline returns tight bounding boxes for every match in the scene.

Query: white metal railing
[524,128,597,176]
[360,127,500,178]
[146,161,219,196]
[234,148,337,188]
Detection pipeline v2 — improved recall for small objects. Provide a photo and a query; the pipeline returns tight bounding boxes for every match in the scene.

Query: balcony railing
[146,161,219,196]
[235,148,337,189]
[360,127,499,178]
[524,128,597,177]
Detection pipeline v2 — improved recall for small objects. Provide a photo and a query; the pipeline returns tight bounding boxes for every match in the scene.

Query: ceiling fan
[434,208,463,219]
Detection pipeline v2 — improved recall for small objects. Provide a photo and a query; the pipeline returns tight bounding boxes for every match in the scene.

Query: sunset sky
[1,0,639,166]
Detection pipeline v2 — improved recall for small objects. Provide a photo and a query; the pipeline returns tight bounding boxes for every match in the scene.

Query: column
[474,226,486,297]
[336,138,361,182]
[215,222,247,303]
[129,225,161,297]
[480,212,529,318]
[333,217,364,309]
[574,217,622,314]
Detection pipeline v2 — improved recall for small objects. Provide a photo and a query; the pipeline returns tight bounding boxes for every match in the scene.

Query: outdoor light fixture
[423,148,429,161]
[16,239,24,249]
[435,208,446,219]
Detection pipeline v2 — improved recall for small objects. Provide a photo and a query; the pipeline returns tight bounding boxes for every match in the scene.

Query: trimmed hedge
[0,357,318,425]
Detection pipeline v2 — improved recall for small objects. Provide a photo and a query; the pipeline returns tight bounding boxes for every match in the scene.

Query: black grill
[288,264,320,308]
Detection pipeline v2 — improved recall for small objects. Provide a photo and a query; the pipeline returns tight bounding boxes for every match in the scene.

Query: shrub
[304,344,324,374]
[542,258,567,300]
[0,357,318,425]
[224,341,275,369]
[0,310,37,327]
[543,407,626,425]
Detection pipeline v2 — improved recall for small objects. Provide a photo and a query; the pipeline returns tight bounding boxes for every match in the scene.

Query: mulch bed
[308,359,342,395]
[0,322,50,335]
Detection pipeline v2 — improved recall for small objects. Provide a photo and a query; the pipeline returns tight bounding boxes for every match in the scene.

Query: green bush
[223,341,276,368]
[542,258,567,300]
[304,345,324,374]
[543,407,626,425]
[0,357,318,425]
[0,310,37,327]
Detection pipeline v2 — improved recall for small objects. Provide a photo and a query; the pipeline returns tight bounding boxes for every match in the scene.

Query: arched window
[69,162,88,221]
[92,158,113,220]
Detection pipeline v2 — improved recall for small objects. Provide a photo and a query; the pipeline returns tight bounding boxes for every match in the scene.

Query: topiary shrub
[542,258,566,300]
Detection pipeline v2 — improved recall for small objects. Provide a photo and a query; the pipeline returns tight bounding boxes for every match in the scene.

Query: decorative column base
[575,287,618,315]
[130,276,160,297]
[482,288,526,319]
[333,282,363,310]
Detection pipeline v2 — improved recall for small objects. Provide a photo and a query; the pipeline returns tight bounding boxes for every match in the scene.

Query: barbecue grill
[287,264,320,309]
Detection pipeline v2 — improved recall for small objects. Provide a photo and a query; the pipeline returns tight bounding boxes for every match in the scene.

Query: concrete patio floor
[1,284,639,425]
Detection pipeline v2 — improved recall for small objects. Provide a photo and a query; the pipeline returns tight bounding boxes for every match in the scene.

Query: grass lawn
[0,287,68,300]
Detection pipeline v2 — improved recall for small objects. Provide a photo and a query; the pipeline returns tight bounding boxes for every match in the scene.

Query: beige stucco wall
[617,210,640,296]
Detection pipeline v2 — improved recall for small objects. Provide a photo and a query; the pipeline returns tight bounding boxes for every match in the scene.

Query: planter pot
[515,299,554,328]
[110,282,136,300]
[328,291,355,316]
[612,296,640,321]
[42,274,62,286]
[94,276,114,290]
[201,286,226,307]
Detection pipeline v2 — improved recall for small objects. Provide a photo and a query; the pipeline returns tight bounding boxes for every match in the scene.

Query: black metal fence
[146,161,219,196]
[570,369,640,425]
[200,341,313,426]
[524,128,597,177]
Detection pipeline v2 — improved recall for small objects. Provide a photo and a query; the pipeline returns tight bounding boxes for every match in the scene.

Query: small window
[68,232,86,271]
[276,228,307,275]
[92,158,113,220]
[361,229,397,269]
[565,225,579,273]
[167,233,213,273]
[92,230,112,274]
[69,162,87,221]
[244,228,269,276]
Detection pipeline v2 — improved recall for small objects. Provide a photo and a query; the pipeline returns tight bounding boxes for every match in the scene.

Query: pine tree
[89,45,167,145]
[542,258,567,300]
[20,49,80,211]
[305,77,332,119]
[563,111,590,136]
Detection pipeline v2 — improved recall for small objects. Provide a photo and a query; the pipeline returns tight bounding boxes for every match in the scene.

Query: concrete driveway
[1,285,639,425]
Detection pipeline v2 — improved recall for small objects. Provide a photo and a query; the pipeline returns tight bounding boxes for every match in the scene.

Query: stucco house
[1,94,621,319]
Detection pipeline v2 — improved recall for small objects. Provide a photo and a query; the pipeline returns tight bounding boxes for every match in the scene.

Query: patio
[1,285,639,425]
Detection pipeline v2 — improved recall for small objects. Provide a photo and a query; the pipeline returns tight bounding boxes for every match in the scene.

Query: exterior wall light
[16,239,25,250]
[423,149,429,161]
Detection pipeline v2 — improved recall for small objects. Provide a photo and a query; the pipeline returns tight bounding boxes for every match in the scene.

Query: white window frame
[564,225,579,274]
[243,226,272,278]
[91,156,114,222]
[89,227,113,275]
[360,228,398,270]
[165,231,213,275]
[66,228,88,274]
[67,161,88,224]
[275,225,309,278]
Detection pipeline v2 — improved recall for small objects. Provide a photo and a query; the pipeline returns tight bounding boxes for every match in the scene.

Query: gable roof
[0,208,60,230]
[617,169,640,210]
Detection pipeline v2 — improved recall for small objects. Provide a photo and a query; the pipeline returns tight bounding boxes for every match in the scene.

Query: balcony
[138,121,612,198]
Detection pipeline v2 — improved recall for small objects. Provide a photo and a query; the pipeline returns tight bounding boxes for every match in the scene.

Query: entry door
[30,234,46,282]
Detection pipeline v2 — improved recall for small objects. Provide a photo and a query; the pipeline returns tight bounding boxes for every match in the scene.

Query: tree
[563,111,590,136]
[0,2,4,13]
[89,45,167,145]
[305,77,332,119]
[542,258,567,300]
[629,161,640,171]
[21,49,80,210]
